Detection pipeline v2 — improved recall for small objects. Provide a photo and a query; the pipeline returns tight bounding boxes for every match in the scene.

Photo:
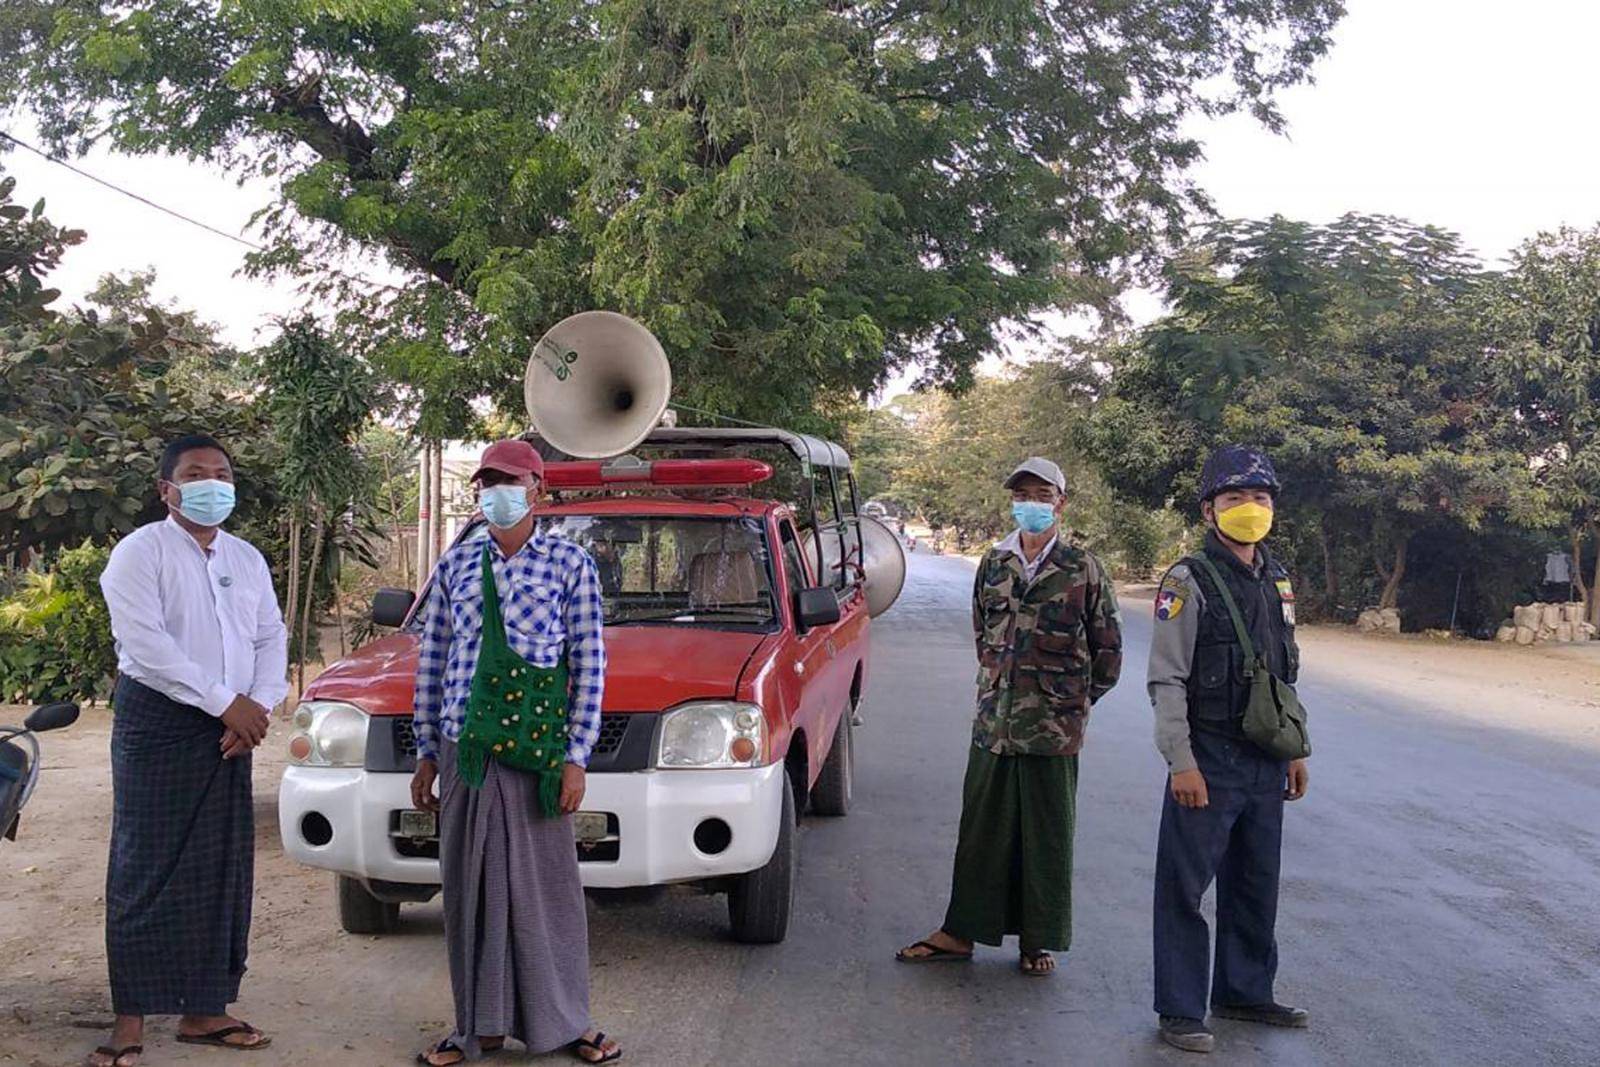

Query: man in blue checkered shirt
[410,439,622,1066]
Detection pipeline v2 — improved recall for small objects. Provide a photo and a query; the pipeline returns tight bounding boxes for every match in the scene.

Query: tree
[0,177,274,557]
[1087,214,1541,617]
[1488,226,1600,625]
[255,317,375,683]
[1,0,1343,434]
[858,361,1179,571]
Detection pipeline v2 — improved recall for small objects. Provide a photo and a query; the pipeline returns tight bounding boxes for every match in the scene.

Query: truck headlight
[655,701,766,769]
[287,701,370,767]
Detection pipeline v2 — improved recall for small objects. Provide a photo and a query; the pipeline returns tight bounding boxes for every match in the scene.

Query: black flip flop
[895,939,974,963]
[1019,949,1056,977]
[417,1038,465,1066]
[176,1024,271,1051]
[88,1045,142,1067]
[569,1031,623,1064]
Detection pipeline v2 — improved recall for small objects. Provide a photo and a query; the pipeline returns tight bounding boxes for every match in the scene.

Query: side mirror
[795,586,842,631]
[25,702,79,733]
[372,588,417,629]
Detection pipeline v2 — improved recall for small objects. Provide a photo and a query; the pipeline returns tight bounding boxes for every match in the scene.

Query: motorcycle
[0,702,80,843]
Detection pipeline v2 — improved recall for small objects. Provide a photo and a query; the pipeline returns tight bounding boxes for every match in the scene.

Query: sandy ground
[1120,582,1600,754]
[1,577,1597,1066]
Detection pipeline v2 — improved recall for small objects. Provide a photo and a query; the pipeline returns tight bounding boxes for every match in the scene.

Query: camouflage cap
[1004,456,1066,493]
[1198,445,1281,502]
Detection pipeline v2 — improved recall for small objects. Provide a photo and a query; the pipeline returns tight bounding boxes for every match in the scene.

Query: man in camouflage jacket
[897,457,1122,976]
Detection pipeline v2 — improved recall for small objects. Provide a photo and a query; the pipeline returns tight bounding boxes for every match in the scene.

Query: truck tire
[728,773,795,944]
[337,875,400,935]
[809,713,852,817]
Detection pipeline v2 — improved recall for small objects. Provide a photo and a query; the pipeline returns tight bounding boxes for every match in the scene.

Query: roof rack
[521,426,851,471]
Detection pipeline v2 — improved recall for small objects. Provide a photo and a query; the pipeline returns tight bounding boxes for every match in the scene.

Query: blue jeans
[1152,729,1288,1019]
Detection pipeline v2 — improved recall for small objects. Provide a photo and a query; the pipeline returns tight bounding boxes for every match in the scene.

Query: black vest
[1185,536,1299,739]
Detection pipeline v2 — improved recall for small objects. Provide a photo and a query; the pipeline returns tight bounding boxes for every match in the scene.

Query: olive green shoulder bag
[1190,555,1312,762]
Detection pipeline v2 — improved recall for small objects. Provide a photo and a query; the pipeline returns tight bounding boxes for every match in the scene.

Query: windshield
[544,514,778,629]
[403,514,779,632]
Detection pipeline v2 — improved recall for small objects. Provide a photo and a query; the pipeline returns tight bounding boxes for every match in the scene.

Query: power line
[1,129,265,252]
[0,128,400,293]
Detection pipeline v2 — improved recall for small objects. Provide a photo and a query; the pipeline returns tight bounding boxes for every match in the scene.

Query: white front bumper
[277,762,786,889]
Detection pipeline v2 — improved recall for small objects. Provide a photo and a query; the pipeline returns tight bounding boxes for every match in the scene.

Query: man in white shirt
[88,434,287,1067]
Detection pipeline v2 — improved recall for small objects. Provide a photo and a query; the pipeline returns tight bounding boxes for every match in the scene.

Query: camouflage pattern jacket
[971,535,1123,756]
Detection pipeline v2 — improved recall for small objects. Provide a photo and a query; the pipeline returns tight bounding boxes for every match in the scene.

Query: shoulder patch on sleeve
[1154,563,1193,621]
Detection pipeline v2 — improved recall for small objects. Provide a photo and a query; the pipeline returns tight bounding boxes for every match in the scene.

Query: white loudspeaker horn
[525,311,672,459]
[802,515,907,619]
[859,515,908,618]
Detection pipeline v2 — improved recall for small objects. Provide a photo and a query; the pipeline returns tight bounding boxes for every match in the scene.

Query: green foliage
[1,0,1343,433]
[0,179,279,556]
[850,364,1182,573]
[0,174,82,322]
[256,316,375,511]
[0,541,116,703]
[1487,225,1600,623]
[1086,214,1545,619]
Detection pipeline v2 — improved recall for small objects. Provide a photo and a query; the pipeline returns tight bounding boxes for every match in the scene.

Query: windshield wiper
[612,608,772,624]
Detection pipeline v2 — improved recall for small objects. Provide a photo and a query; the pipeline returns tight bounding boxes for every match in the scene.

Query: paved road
[578,550,1600,1066]
[9,551,1596,1066]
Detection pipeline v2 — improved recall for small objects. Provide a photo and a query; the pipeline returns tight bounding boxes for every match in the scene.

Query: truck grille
[369,712,657,773]
[594,714,628,756]
[387,714,632,759]
[394,718,419,758]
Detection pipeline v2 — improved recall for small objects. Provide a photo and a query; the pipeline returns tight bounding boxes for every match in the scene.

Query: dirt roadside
[1122,582,1600,752]
[1,614,1596,1066]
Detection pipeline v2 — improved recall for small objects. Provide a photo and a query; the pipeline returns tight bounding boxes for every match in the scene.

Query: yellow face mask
[1215,501,1274,544]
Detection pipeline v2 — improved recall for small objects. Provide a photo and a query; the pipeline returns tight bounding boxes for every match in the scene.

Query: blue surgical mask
[1012,501,1056,535]
[176,479,236,527]
[480,485,532,529]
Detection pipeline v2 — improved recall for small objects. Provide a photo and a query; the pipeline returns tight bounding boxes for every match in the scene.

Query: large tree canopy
[1,0,1342,434]
[1487,226,1600,623]
[1087,214,1543,615]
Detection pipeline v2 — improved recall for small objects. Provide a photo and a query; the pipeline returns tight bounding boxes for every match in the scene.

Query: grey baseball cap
[1003,456,1066,493]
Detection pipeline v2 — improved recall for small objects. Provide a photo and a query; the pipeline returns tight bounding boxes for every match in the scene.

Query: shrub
[0,541,116,704]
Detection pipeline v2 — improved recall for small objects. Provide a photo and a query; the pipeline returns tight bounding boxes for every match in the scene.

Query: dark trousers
[1153,730,1287,1020]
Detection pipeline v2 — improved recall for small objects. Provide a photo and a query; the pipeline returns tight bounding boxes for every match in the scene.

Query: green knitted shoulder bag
[458,547,570,816]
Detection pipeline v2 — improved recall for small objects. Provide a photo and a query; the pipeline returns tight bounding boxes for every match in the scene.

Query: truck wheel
[809,713,852,817]
[337,875,399,935]
[728,773,795,944]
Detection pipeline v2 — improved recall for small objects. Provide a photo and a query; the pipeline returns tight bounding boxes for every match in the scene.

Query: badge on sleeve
[1155,588,1184,621]
[1277,579,1296,625]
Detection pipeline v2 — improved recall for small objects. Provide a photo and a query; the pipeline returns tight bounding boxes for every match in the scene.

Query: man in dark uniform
[1146,445,1311,1053]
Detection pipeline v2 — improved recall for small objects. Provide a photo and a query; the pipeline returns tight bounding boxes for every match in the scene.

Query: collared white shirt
[996,528,1058,585]
[100,517,290,715]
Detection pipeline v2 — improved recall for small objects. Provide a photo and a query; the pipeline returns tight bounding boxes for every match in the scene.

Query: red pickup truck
[277,429,884,943]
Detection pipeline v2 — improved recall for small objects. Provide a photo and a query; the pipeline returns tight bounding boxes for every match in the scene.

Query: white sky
[2,0,1596,373]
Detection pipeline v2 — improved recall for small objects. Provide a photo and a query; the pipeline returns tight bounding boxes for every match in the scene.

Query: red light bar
[546,458,773,490]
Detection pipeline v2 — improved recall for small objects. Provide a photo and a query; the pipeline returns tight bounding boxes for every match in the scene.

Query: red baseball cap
[470,439,545,483]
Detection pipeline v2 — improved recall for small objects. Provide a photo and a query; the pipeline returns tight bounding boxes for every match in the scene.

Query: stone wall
[1494,602,1597,644]
[1356,607,1403,635]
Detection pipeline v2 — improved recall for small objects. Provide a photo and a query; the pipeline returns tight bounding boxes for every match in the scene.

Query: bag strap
[479,547,506,646]
[1190,554,1257,677]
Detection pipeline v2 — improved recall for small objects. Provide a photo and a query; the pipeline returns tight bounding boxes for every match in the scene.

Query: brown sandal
[87,1046,142,1067]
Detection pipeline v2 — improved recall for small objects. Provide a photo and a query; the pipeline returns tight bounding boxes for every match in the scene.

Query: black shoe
[1212,1002,1310,1028]
[1159,1016,1215,1053]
